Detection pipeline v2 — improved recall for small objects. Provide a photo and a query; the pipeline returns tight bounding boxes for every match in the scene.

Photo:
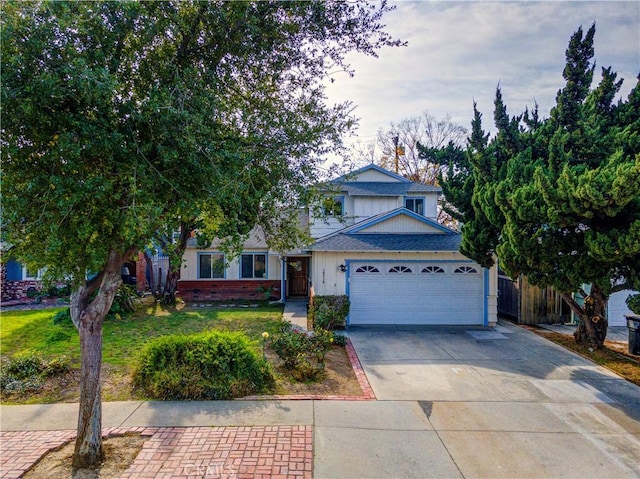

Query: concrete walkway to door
[283,300,308,331]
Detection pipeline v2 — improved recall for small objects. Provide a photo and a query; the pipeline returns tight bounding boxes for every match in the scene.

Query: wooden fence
[498,274,568,325]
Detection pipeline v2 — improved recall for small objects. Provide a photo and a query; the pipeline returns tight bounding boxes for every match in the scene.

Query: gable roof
[309,208,461,252]
[344,208,455,234]
[330,163,411,183]
[308,232,461,252]
[326,164,441,196]
[337,181,440,196]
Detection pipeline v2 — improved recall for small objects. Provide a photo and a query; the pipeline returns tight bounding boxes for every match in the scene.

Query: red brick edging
[1,426,312,479]
[242,338,375,401]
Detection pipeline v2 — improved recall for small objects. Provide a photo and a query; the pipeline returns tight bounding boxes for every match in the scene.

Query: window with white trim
[241,253,267,279]
[388,266,413,273]
[453,266,478,274]
[198,253,225,279]
[405,197,424,215]
[355,265,380,273]
[22,265,43,280]
[421,266,445,274]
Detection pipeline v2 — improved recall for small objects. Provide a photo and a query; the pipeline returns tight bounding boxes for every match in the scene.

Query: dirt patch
[268,345,364,396]
[23,434,147,479]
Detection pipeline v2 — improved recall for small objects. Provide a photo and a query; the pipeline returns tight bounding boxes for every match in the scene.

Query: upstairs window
[405,197,424,215]
[323,196,344,216]
[241,253,267,279]
[198,253,225,279]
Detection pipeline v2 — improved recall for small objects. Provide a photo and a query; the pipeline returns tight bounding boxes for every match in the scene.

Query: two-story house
[178,164,498,327]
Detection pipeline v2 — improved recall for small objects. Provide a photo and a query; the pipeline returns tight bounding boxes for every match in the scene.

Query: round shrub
[132,331,274,400]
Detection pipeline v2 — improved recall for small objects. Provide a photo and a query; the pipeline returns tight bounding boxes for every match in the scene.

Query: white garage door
[608,290,637,327]
[349,262,484,325]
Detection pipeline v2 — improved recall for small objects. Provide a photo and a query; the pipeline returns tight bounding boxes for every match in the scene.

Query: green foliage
[2,1,402,292]
[331,333,347,347]
[269,325,336,382]
[310,295,350,330]
[132,331,274,400]
[106,284,139,319]
[52,308,72,325]
[46,329,72,344]
[5,352,44,379]
[1,304,283,367]
[440,24,640,318]
[626,294,640,315]
[0,353,70,395]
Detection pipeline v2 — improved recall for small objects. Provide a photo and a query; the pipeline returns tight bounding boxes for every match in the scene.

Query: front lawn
[0,302,285,402]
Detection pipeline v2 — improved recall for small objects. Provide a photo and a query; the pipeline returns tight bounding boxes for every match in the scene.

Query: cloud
[324,0,639,153]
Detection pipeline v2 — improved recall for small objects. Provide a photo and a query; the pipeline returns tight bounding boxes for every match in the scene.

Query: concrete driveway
[315,320,640,479]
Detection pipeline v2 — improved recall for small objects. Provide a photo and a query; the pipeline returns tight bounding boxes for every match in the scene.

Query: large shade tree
[377,110,467,184]
[1,0,401,467]
[440,24,640,348]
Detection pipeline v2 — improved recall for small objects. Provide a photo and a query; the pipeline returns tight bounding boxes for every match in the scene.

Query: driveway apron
[313,320,640,479]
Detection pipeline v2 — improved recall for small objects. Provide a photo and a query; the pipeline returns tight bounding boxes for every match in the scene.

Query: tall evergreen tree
[441,24,640,348]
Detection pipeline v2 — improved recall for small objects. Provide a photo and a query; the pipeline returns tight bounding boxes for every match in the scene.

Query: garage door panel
[349,262,484,326]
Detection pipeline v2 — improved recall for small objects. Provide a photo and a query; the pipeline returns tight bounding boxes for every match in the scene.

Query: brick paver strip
[0,426,312,479]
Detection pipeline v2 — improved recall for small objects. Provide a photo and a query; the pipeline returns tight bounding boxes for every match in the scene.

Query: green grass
[1,303,285,368]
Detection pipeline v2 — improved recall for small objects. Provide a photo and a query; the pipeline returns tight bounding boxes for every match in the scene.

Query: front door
[287,258,309,297]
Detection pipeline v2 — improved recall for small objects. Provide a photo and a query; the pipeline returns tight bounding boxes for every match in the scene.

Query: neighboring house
[0,258,44,301]
[178,164,498,326]
[606,290,638,327]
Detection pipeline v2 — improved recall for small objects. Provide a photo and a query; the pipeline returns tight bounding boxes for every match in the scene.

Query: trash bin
[626,315,640,355]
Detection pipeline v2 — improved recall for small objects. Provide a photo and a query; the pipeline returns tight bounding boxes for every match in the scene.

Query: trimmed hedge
[132,331,274,400]
[310,295,350,330]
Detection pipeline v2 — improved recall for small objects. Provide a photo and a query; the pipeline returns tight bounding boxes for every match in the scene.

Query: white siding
[352,169,403,182]
[425,194,438,219]
[310,216,353,239]
[353,197,400,219]
[181,249,281,281]
[360,215,446,234]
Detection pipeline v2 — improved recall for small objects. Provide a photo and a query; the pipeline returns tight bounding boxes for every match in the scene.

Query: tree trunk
[73,314,104,469]
[572,285,609,349]
[70,250,127,469]
[162,269,179,304]
[144,250,160,301]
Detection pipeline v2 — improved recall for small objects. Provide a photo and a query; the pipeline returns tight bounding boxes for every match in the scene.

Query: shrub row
[309,295,350,330]
[132,331,273,400]
[0,352,71,394]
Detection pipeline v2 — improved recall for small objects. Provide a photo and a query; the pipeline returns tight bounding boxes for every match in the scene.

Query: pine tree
[441,24,640,348]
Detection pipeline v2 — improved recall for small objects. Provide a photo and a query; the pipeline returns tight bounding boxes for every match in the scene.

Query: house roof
[309,208,461,252]
[309,232,462,252]
[340,208,456,235]
[330,163,411,183]
[324,164,441,196]
[336,181,440,196]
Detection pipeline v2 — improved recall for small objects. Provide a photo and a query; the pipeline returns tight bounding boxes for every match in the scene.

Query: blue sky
[324,1,639,162]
